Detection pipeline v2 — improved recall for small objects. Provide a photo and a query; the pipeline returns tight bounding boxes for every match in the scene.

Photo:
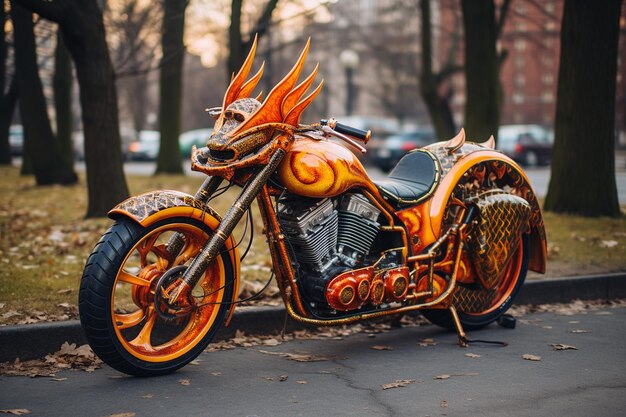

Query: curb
[1,272,624,363]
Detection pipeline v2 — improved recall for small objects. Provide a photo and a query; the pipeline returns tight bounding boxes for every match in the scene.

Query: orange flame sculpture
[206,35,323,161]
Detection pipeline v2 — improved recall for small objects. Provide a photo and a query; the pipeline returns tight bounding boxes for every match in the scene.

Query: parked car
[498,125,552,166]
[369,129,436,172]
[73,128,138,160]
[127,130,160,161]
[179,128,212,157]
[9,125,23,156]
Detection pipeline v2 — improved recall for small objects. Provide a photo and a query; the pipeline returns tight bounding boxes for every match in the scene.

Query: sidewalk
[1,272,625,363]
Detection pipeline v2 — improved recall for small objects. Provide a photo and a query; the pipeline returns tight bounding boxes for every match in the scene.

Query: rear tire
[421,235,529,331]
[79,218,234,376]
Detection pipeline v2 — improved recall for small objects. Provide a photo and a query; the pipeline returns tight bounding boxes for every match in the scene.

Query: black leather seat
[375,150,440,205]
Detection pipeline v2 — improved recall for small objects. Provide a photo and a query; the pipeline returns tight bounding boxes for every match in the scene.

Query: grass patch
[1,165,624,325]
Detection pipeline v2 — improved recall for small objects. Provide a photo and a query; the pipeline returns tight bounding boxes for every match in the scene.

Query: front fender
[426,148,547,274]
[108,190,242,322]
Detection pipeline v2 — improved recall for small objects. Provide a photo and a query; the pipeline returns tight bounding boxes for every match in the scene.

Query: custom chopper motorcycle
[79,38,546,376]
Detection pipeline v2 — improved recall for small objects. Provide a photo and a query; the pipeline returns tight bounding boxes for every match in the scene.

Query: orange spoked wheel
[79,217,234,376]
[421,235,529,331]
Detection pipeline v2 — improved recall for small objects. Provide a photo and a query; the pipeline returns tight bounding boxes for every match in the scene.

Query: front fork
[166,149,286,304]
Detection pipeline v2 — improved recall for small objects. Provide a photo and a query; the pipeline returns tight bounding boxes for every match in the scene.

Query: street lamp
[339,49,359,116]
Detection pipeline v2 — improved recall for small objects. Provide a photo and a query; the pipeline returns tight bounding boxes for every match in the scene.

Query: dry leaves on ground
[381,379,415,390]
[0,410,31,415]
[434,373,479,380]
[522,354,542,361]
[417,338,438,347]
[257,350,338,362]
[0,342,101,377]
[550,343,577,351]
[370,345,393,351]
[509,299,626,318]
[178,379,190,386]
[465,353,482,358]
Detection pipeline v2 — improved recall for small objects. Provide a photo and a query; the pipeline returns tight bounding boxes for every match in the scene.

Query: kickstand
[449,305,468,348]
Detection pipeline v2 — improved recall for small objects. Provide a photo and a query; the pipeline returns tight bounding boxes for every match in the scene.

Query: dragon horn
[284,80,324,126]
[228,38,311,135]
[239,61,265,99]
[222,34,259,109]
[281,63,319,119]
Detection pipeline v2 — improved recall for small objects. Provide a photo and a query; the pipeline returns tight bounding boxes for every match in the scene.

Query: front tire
[421,235,529,331]
[79,217,234,376]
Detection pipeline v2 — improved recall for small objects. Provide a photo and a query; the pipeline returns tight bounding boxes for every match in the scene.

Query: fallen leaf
[465,353,481,358]
[522,354,542,361]
[599,240,618,248]
[142,394,154,399]
[417,338,438,347]
[371,345,393,351]
[179,379,190,386]
[263,338,281,346]
[0,410,31,415]
[434,372,479,380]
[257,350,336,362]
[381,379,415,390]
[296,380,308,384]
[550,343,578,351]
[210,371,222,376]
[279,375,288,382]
[440,400,449,408]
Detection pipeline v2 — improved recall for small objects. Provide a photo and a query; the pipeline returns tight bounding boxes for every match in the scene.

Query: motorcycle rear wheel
[79,217,234,376]
[421,234,529,331]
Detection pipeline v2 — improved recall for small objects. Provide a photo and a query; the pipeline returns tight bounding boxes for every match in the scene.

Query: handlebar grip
[321,118,371,143]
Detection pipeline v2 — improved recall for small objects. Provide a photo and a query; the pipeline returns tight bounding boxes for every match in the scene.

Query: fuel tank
[277,137,377,198]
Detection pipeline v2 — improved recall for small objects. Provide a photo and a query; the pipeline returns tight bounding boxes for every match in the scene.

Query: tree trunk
[11,1,77,185]
[461,0,499,142]
[54,30,75,168]
[15,0,130,217]
[227,0,279,82]
[544,0,622,217]
[155,0,186,175]
[0,3,17,165]
[419,0,456,141]
[0,79,17,165]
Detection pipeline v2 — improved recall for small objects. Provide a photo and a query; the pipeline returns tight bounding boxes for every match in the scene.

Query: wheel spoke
[118,270,151,287]
[115,309,146,330]
[138,233,162,266]
[129,306,157,351]
[173,238,203,267]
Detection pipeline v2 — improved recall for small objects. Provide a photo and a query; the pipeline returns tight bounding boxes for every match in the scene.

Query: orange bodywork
[277,137,379,198]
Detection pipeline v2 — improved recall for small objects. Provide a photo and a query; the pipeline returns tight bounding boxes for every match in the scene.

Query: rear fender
[108,190,242,322]
[426,149,547,274]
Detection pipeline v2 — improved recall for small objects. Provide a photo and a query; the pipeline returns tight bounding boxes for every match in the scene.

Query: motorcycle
[79,38,547,376]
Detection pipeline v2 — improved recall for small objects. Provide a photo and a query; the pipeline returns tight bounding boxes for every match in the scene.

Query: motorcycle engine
[277,192,381,305]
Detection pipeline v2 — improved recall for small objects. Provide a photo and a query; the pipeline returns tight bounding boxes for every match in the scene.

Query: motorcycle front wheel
[421,234,529,331]
[79,217,234,376]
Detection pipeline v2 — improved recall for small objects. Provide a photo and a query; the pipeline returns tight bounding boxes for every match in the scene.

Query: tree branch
[13,0,67,23]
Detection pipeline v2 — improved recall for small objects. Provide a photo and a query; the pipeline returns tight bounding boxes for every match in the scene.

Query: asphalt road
[2,305,625,417]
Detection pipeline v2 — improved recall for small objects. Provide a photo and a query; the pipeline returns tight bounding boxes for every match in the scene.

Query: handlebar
[320,118,371,144]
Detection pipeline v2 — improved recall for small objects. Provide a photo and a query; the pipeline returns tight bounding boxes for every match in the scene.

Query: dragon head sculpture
[206,36,323,162]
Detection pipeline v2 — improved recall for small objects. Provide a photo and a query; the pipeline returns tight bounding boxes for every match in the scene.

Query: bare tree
[11,1,77,185]
[155,0,187,174]
[544,0,622,217]
[228,0,279,80]
[15,0,129,217]
[419,0,458,140]
[53,30,74,167]
[0,2,18,165]
[461,0,500,142]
